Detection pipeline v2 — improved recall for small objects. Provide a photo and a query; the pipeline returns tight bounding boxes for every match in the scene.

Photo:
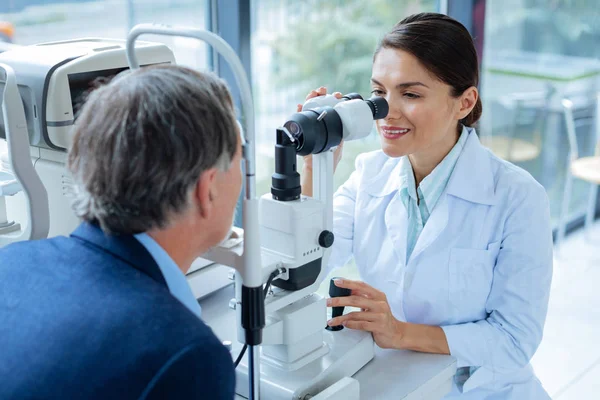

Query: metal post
[0,197,9,226]
[126,0,136,32]
[208,0,252,228]
[248,345,261,399]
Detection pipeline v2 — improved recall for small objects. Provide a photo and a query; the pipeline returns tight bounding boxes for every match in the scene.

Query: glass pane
[480,0,600,229]
[252,0,436,197]
[1,0,207,69]
[251,0,437,292]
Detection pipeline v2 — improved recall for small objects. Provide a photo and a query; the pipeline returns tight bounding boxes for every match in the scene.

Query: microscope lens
[288,121,300,136]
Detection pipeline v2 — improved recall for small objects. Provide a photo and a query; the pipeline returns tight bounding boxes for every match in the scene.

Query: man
[0,65,241,399]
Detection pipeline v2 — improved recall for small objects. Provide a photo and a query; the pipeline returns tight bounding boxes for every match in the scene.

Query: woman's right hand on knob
[297,87,345,178]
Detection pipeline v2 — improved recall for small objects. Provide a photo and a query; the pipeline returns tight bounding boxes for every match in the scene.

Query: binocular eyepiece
[282,93,388,156]
[271,93,389,202]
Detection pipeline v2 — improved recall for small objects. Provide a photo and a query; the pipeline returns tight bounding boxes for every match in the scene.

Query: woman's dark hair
[374,13,482,127]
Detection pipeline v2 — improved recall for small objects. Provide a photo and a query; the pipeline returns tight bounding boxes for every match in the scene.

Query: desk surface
[199,285,457,399]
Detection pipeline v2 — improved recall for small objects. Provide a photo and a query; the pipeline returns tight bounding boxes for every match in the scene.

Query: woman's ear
[194,168,218,219]
[456,86,478,120]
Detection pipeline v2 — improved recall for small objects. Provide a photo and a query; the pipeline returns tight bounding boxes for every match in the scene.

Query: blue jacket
[0,222,235,399]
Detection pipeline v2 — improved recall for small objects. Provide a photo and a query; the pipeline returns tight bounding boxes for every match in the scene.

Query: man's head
[68,65,242,254]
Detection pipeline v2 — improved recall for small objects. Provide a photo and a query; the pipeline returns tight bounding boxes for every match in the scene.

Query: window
[2,0,208,69]
[251,0,437,198]
[479,0,600,228]
[251,0,437,292]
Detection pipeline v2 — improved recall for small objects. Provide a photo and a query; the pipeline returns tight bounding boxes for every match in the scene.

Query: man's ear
[456,86,478,120]
[194,168,218,219]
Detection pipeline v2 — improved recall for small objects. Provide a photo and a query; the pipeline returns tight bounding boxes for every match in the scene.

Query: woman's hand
[298,87,344,197]
[298,87,345,172]
[326,278,406,349]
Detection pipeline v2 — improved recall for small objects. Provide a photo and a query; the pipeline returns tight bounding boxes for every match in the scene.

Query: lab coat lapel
[362,157,407,269]
[385,192,408,269]
[446,129,496,206]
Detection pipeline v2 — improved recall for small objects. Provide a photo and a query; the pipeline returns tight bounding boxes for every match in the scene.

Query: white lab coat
[328,128,553,399]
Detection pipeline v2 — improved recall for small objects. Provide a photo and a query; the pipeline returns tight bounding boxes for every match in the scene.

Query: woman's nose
[384,104,402,122]
[383,95,402,121]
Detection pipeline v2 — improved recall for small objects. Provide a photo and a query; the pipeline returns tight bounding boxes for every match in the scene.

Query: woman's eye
[403,92,420,99]
[370,89,385,96]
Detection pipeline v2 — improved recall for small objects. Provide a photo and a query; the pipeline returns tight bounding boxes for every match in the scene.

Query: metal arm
[0,63,49,246]
[126,24,263,400]
[126,23,262,287]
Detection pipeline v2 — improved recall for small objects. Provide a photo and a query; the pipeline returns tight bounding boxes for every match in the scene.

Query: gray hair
[67,65,238,235]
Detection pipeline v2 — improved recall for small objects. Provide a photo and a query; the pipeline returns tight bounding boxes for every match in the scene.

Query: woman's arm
[439,181,553,390]
[301,164,314,197]
[327,279,449,354]
[397,323,450,354]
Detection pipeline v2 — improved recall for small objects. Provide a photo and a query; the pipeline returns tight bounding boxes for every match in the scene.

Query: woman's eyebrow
[370,78,429,89]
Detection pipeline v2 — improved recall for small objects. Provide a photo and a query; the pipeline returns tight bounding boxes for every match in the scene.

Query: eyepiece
[366,96,389,120]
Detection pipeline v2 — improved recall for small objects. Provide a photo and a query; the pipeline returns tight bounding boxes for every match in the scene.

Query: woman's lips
[380,126,411,140]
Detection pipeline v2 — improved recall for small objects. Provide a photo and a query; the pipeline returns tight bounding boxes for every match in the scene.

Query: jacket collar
[361,127,496,205]
[446,127,496,205]
[71,222,168,286]
[362,157,405,197]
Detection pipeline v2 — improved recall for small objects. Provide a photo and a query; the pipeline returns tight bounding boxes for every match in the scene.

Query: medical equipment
[197,49,388,397]
[0,63,48,245]
[326,278,352,332]
[126,24,389,398]
[0,38,231,298]
[2,23,389,398]
[125,24,265,400]
[0,38,175,244]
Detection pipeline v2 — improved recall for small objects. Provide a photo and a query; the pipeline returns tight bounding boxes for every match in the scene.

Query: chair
[479,88,554,163]
[555,92,600,250]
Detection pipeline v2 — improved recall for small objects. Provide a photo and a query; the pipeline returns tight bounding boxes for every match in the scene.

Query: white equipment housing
[0,38,175,240]
[204,93,378,399]
[0,39,224,297]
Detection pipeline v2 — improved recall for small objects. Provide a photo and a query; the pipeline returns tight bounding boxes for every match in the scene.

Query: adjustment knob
[318,230,335,248]
[326,277,351,332]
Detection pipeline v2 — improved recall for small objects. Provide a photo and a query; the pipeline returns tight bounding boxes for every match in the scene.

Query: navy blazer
[0,223,235,399]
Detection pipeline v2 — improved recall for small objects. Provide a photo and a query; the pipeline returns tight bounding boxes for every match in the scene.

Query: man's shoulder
[0,235,235,399]
[140,330,235,399]
[1,234,71,255]
[0,234,102,270]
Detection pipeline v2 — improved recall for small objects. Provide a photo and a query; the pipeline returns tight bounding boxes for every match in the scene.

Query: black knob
[326,277,351,332]
[342,92,363,101]
[366,96,389,120]
[318,230,334,248]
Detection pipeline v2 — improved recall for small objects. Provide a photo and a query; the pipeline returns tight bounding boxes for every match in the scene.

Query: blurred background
[2,0,600,398]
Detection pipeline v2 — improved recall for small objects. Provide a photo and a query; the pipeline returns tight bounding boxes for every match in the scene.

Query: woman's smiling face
[371,47,469,159]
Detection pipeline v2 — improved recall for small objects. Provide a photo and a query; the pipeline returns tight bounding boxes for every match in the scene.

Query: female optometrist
[299,13,553,400]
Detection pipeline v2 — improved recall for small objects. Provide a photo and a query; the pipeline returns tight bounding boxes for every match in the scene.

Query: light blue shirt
[328,126,553,398]
[134,233,202,318]
[399,126,469,262]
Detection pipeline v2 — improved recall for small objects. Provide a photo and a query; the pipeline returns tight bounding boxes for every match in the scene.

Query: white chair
[555,93,600,250]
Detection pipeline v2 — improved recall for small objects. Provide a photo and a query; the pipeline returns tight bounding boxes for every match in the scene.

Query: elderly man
[0,65,241,399]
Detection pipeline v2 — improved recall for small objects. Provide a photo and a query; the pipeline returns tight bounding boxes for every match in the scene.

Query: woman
[300,13,553,399]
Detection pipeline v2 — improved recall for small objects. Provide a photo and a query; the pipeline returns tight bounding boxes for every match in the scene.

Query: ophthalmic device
[204,85,389,398]
[125,24,387,399]
[1,23,388,399]
[0,37,228,297]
